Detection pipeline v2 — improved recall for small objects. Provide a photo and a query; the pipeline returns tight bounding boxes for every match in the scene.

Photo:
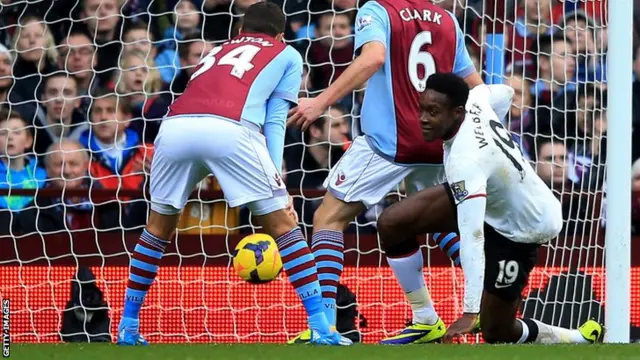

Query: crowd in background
[0,0,632,237]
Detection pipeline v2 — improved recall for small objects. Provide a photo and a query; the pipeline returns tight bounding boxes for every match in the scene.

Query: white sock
[516,319,529,343]
[387,250,438,325]
[526,319,588,344]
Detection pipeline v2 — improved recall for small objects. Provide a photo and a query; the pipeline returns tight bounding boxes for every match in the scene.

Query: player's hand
[286,97,327,131]
[286,195,299,224]
[444,313,479,343]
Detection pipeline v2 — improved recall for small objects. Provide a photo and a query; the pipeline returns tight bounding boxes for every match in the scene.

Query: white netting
[0,0,636,344]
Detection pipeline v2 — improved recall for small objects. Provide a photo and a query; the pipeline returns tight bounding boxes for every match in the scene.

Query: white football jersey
[443,86,563,244]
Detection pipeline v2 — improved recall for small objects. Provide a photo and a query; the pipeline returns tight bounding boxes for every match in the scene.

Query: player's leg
[248,198,351,345]
[118,120,210,346]
[374,183,457,344]
[212,125,351,345]
[290,136,410,343]
[479,226,604,344]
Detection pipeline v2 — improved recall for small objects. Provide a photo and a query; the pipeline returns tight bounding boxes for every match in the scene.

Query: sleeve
[271,47,303,104]
[447,12,476,79]
[354,1,390,54]
[263,97,291,174]
[469,84,515,121]
[446,157,488,313]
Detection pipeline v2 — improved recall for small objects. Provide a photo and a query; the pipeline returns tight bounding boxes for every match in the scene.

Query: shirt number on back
[408,31,436,92]
[190,44,261,81]
[489,120,526,180]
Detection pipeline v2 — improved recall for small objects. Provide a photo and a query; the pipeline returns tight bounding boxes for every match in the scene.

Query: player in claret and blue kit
[116,2,351,346]
[417,73,604,344]
[287,0,512,345]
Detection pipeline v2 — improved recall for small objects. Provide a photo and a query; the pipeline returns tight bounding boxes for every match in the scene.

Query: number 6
[408,31,437,92]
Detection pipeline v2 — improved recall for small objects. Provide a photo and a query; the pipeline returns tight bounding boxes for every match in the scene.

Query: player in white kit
[417,72,604,344]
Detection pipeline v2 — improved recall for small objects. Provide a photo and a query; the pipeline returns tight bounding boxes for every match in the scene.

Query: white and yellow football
[232,233,283,283]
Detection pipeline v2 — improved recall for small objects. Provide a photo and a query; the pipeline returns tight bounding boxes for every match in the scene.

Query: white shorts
[150,116,287,216]
[323,135,446,208]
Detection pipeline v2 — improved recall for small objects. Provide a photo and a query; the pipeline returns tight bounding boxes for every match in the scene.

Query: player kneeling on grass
[418,73,603,344]
[116,2,351,346]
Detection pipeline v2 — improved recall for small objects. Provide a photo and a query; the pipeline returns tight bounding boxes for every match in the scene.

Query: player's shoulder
[280,45,303,70]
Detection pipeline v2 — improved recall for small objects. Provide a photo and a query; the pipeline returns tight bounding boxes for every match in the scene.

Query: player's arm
[265,48,304,173]
[319,1,389,105]
[287,2,388,130]
[446,157,488,315]
[448,11,483,89]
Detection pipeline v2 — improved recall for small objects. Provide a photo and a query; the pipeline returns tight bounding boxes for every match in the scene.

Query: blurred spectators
[0,110,47,211]
[34,73,86,156]
[12,139,121,233]
[80,89,153,191]
[0,44,36,122]
[58,31,100,112]
[306,10,354,100]
[75,0,122,84]
[11,15,58,102]
[0,0,621,236]
[533,136,569,191]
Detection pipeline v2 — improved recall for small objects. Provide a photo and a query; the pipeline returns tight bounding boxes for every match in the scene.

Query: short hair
[533,135,563,162]
[0,108,26,126]
[90,87,133,115]
[44,72,79,88]
[241,2,286,37]
[124,21,154,40]
[178,32,206,60]
[535,33,569,60]
[424,73,470,108]
[310,103,349,132]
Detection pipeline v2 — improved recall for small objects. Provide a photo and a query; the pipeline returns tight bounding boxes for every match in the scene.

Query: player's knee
[376,210,397,239]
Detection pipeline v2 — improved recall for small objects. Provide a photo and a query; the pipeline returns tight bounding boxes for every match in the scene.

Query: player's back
[356,0,473,164]
[168,34,299,128]
[446,87,563,243]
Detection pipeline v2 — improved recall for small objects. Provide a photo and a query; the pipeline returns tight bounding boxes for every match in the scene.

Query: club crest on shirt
[450,181,469,202]
[356,15,372,31]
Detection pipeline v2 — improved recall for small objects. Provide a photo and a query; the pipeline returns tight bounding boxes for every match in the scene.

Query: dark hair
[424,73,470,108]
[90,87,132,115]
[124,21,155,41]
[178,32,206,60]
[533,134,563,162]
[44,72,79,89]
[241,2,286,37]
[534,33,570,60]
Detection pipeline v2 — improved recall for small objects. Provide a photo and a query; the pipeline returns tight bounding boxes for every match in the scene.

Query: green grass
[8,344,640,360]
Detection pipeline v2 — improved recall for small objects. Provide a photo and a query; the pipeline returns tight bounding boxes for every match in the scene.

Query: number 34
[190,44,261,81]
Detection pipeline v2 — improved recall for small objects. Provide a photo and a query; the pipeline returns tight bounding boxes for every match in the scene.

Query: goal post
[604,0,632,344]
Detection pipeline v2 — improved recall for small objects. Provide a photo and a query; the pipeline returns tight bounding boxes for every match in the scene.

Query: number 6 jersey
[167,33,302,129]
[444,85,563,245]
[355,0,475,164]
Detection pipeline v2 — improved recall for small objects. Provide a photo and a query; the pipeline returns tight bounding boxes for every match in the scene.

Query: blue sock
[312,230,344,327]
[433,232,460,265]
[122,229,170,319]
[275,228,331,335]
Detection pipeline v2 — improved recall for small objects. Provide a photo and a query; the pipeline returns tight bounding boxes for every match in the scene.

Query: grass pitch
[9,344,640,360]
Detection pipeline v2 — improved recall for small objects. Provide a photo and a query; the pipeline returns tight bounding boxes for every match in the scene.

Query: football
[232,233,283,283]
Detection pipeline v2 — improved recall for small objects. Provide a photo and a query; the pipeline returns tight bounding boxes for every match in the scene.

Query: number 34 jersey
[168,33,302,128]
[444,86,563,245]
[355,0,475,164]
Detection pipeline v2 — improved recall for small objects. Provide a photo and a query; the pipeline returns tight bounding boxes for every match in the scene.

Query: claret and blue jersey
[168,33,303,172]
[354,0,476,164]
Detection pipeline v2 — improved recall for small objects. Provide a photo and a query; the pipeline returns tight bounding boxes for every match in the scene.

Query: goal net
[0,0,635,344]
